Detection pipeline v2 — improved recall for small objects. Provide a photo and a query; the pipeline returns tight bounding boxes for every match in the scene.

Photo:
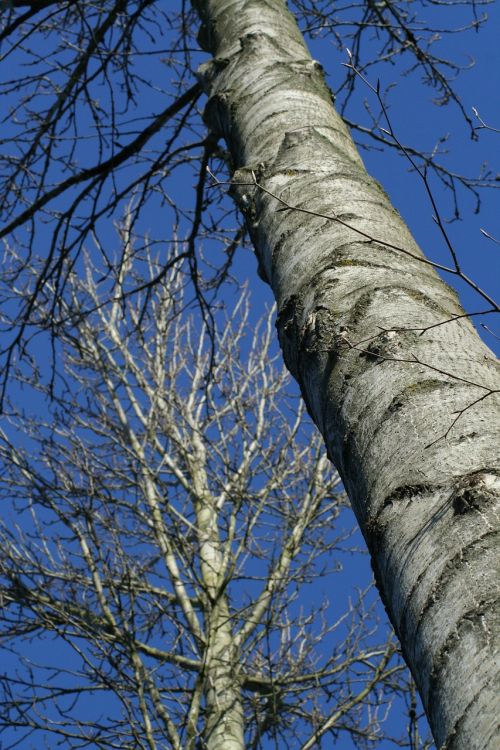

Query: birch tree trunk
[190,433,244,750]
[193,1,500,748]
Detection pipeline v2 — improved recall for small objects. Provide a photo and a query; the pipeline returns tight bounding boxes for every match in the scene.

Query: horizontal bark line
[440,679,500,750]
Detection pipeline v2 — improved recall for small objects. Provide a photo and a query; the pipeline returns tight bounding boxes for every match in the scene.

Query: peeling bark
[192,1,500,748]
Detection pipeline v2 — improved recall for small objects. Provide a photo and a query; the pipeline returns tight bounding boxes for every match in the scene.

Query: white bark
[188,411,244,750]
[193,1,500,748]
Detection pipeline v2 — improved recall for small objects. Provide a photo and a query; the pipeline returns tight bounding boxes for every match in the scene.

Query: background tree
[0,227,422,749]
[0,1,498,748]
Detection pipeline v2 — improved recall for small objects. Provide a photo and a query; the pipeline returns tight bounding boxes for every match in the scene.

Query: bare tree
[0,1,498,749]
[192,2,500,749]
[0,0,496,398]
[0,226,423,749]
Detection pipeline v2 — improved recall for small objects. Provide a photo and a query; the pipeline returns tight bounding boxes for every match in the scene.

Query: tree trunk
[191,435,245,750]
[202,602,244,750]
[193,1,500,748]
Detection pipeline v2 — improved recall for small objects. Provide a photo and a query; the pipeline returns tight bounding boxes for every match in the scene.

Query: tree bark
[192,1,500,748]
[191,432,245,750]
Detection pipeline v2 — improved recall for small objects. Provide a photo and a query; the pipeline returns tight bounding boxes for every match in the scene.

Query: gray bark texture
[193,1,500,748]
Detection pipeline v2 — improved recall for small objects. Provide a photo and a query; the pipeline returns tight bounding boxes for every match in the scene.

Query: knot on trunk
[451,470,500,515]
